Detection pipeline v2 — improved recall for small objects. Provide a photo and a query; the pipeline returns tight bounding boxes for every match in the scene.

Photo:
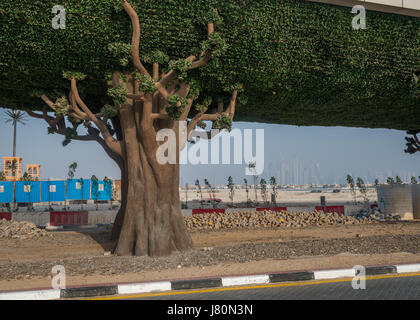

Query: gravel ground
[1,233,420,281]
[184,210,391,231]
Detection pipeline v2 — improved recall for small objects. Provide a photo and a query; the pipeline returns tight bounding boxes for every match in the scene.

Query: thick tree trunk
[111,102,193,257]
[112,150,192,257]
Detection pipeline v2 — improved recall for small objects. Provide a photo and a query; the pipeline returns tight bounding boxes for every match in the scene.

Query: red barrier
[50,211,88,226]
[0,212,12,221]
[192,209,225,215]
[370,204,378,209]
[315,206,345,215]
[256,207,287,212]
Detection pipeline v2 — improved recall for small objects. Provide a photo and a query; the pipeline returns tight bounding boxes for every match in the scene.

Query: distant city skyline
[260,158,420,186]
[1,110,419,185]
[180,123,420,186]
[180,156,420,187]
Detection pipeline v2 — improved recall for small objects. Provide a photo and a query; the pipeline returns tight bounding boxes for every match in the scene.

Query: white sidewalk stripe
[222,275,270,287]
[0,289,60,300]
[118,281,172,294]
[313,268,355,280]
[395,264,420,274]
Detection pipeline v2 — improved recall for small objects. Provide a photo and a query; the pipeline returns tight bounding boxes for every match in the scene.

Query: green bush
[0,0,419,129]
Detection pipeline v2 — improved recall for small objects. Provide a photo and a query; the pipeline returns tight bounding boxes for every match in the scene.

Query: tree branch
[412,133,420,146]
[226,90,238,119]
[186,90,238,137]
[69,89,90,121]
[40,94,57,112]
[141,93,154,129]
[38,96,61,126]
[44,105,64,127]
[180,98,194,121]
[153,62,159,81]
[123,1,151,77]
[71,78,122,156]
[26,109,43,119]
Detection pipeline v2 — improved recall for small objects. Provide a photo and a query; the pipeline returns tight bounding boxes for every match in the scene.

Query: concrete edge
[1,263,418,300]
[395,263,420,274]
[0,289,61,300]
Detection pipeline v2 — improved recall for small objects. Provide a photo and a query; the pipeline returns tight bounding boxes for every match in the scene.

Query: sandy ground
[182,189,377,207]
[0,221,419,292]
[1,222,418,265]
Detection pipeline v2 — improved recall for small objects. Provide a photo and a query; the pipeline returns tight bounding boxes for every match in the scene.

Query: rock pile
[350,207,401,221]
[0,219,52,239]
[184,210,384,231]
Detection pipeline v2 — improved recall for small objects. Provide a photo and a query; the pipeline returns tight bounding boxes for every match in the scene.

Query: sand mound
[0,219,52,239]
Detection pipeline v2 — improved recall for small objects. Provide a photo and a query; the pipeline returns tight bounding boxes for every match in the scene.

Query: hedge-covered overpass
[0,0,419,130]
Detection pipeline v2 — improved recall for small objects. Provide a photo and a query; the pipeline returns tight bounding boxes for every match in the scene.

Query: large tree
[26,1,238,257]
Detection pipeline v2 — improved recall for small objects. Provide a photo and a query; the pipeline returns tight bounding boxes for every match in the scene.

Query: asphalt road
[103,274,420,300]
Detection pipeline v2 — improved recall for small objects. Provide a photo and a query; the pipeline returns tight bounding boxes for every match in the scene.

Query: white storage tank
[412,184,420,219]
[377,185,413,220]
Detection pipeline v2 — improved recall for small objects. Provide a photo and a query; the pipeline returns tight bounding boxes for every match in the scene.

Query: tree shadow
[71,227,115,252]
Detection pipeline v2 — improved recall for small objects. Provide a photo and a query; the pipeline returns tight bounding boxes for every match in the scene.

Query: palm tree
[4,110,27,157]
[248,161,258,202]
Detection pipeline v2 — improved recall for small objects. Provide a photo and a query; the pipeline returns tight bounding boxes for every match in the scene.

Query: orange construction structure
[26,164,41,180]
[2,157,23,181]
[2,157,41,181]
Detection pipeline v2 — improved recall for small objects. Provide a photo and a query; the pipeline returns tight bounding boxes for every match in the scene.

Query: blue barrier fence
[15,181,40,203]
[91,180,113,201]
[41,181,66,202]
[0,179,113,203]
[66,179,91,201]
[0,182,13,203]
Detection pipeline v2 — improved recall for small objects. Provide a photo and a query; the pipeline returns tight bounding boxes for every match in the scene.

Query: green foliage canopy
[0,0,419,129]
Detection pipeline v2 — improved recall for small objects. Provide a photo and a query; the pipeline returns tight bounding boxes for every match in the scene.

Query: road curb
[365,265,397,276]
[60,285,118,299]
[1,263,419,300]
[171,278,223,290]
[269,271,314,283]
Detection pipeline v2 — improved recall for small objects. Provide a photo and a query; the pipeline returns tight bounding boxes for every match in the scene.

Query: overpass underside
[307,0,420,17]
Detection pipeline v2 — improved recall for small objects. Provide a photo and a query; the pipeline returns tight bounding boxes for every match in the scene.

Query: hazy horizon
[1,110,419,185]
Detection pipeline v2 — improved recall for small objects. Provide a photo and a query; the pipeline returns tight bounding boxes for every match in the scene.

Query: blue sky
[0,110,419,185]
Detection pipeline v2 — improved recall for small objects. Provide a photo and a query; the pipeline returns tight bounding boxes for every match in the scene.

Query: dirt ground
[182,188,377,207]
[1,221,419,292]
[1,222,418,265]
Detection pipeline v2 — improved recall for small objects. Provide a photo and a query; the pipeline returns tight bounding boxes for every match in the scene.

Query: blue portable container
[41,180,66,202]
[15,181,41,203]
[91,180,112,201]
[66,179,91,200]
[0,181,13,203]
